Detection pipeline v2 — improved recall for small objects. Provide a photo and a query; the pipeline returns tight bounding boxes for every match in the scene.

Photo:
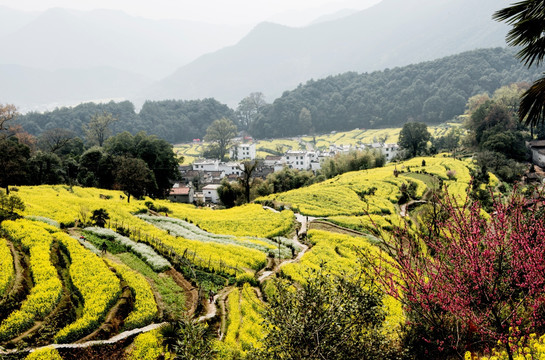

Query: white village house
[230,143,256,160]
[202,184,221,204]
[528,140,545,168]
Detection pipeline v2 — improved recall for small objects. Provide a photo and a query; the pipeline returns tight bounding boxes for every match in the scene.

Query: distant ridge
[145,0,512,106]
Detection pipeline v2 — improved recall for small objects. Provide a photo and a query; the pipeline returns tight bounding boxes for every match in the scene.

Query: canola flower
[465,334,545,360]
[15,186,281,275]
[152,202,294,238]
[256,156,485,217]
[0,220,62,341]
[0,237,14,297]
[105,259,158,330]
[54,232,121,343]
[25,347,63,360]
[221,283,265,356]
[126,329,165,360]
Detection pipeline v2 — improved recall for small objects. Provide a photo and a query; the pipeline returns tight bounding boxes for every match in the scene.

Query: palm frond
[519,76,545,127]
[493,0,545,67]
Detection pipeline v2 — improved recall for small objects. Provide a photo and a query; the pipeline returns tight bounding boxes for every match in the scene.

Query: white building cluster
[173,140,400,204]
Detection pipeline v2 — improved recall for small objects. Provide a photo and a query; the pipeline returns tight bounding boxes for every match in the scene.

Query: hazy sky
[0,0,381,26]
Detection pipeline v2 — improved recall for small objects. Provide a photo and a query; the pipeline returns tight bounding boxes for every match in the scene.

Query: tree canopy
[203,118,237,161]
[398,122,431,158]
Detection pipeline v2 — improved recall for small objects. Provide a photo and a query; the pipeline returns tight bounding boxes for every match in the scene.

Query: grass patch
[402,172,438,190]
[116,252,185,320]
[82,230,127,254]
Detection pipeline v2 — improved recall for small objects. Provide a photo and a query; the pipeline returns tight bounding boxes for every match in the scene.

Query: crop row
[152,202,294,238]
[85,227,171,272]
[328,213,405,233]
[0,238,14,297]
[110,214,268,275]
[25,347,63,360]
[105,260,158,331]
[222,284,264,356]
[0,220,63,341]
[138,215,296,259]
[14,186,281,275]
[125,329,164,360]
[54,232,121,343]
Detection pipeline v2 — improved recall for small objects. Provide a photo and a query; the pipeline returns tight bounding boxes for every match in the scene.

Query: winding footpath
[257,213,310,283]
[198,210,311,325]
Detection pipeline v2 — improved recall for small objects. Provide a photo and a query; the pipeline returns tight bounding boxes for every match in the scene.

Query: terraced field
[0,155,492,359]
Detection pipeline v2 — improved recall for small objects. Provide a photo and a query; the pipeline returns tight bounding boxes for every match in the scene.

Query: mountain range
[146,0,512,106]
[0,0,515,111]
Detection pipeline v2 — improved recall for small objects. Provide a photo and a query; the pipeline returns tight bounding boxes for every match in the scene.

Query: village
[169,140,401,204]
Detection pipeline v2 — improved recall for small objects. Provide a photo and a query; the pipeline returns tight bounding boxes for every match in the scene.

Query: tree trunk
[5,185,9,195]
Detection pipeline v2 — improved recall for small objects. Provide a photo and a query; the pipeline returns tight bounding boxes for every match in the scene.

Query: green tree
[84,112,117,147]
[203,118,237,161]
[0,138,30,194]
[105,131,180,198]
[298,107,312,134]
[28,151,64,185]
[114,156,155,203]
[252,268,398,360]
[236,92,267,131]
[398,122,431,158]
[0,190,25,213]
[494,2,545,127]
[217,179,243,208]
[160,318,216,360]
[91,208,109,228]
[431,128,462,153]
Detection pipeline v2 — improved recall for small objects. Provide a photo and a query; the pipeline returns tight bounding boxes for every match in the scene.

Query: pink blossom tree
[367,189,545,359]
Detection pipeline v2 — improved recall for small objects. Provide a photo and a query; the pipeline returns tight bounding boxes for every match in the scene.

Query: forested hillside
[251,48,541,138]
[16,48,540,143]
[17,99,236,144]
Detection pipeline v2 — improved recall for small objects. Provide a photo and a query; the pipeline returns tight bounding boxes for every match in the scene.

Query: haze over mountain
[0,6,248,111]
[146,0,512,106]
[0,0,515,112]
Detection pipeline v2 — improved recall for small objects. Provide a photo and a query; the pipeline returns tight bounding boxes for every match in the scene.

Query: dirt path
[399,200,427,217]
[3,322,169,357]
[165,268,199,317]
[198,286,232,323]
[257,213,310,283]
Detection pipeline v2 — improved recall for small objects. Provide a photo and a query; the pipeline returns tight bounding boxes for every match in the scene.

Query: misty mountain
[0,64,153,112]
[0,7,248,80]
[0,6,39,37]
[146,0,512,106]
[308,9,359,26]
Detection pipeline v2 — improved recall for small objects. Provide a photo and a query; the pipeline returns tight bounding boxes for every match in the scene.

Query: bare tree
[84,112,117,147]
[238,160,259,203]
[39,128,76,153]
[0,104,18,139]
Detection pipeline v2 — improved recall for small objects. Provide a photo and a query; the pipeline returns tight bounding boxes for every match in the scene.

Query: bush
[235,272,258,287]
[251,267,401,360]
